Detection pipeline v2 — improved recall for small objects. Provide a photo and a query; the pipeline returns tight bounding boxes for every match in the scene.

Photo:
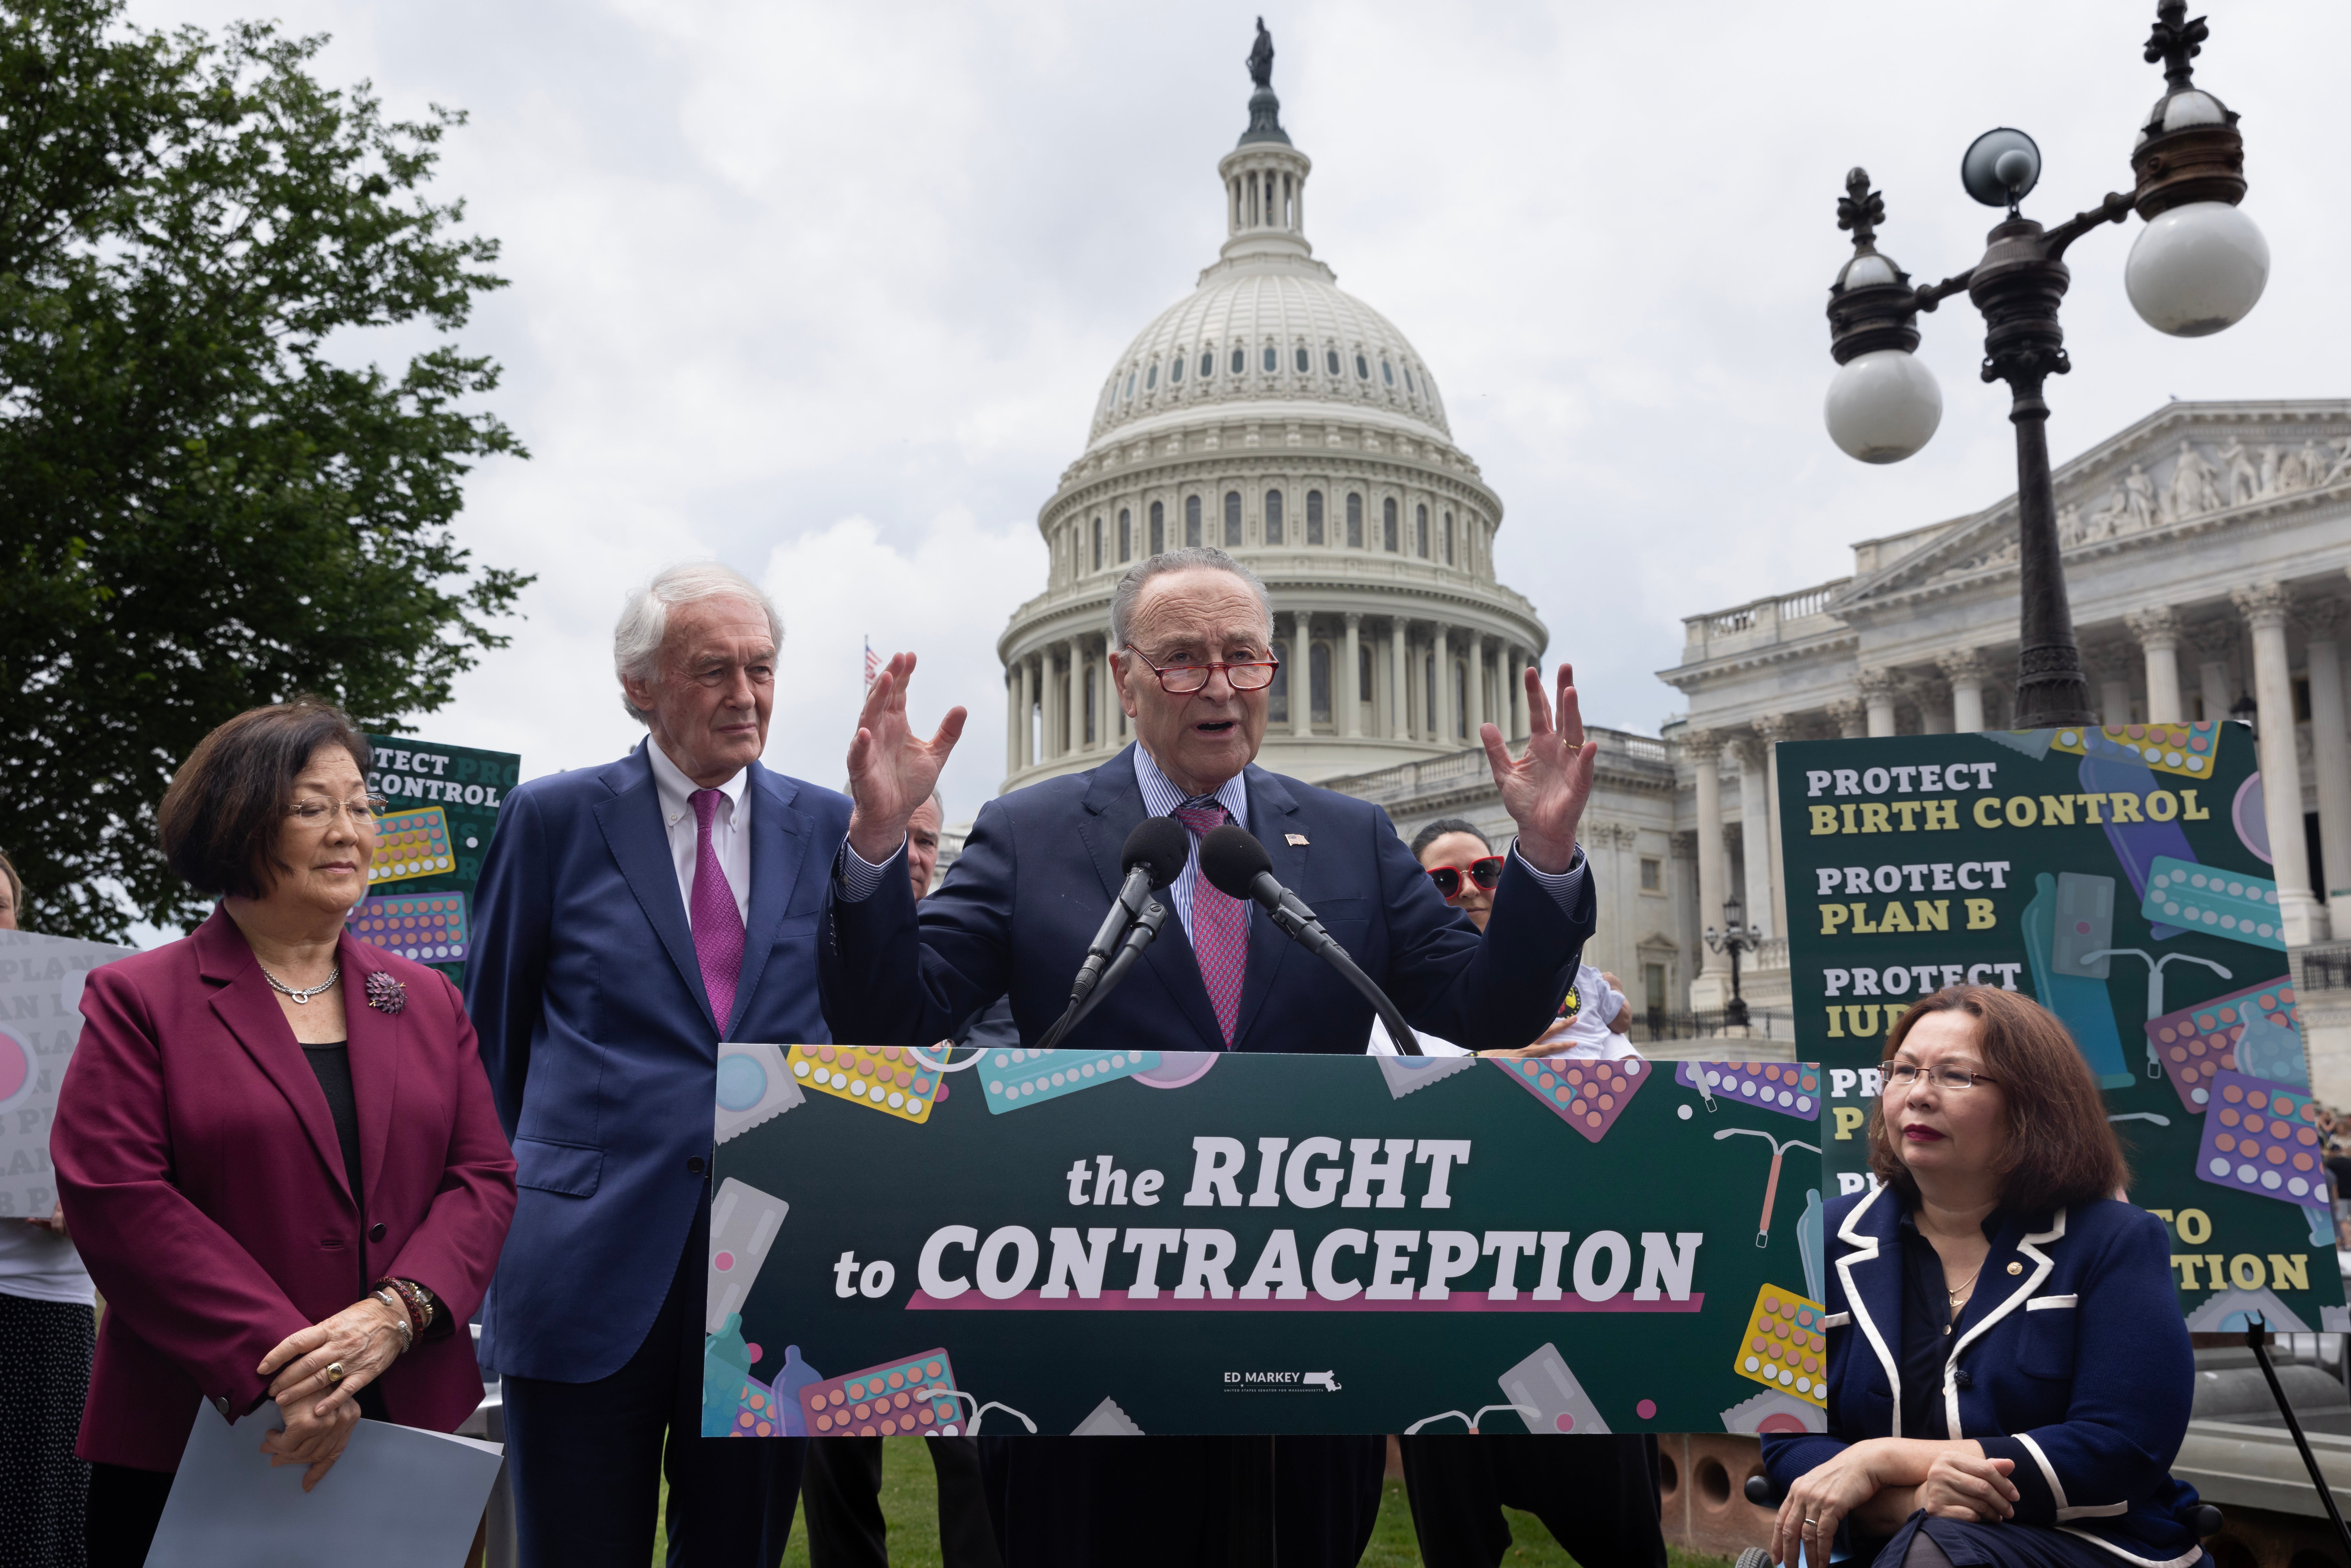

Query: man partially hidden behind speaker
[819,546,1605,1568]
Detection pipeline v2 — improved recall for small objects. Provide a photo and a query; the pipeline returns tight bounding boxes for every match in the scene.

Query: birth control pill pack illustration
[367,807,456,885]
[1734,1285,1828,1407]
[787,1044,948,1123]
[343,891,468,963]
[980,1045,1162,1113]
[800,1350,963,1437]
[1676,1061,1820,1121]
[2145,980,2302,1110]
[2195,1070,2329,1209]
[1495,1054,1646,1142]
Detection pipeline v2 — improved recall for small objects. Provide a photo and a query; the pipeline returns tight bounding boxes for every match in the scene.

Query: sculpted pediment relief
[1841,402,2351,610]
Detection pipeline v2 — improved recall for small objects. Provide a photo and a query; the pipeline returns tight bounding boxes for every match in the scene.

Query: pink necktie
[1173,803,1247,1048]
[689,788,745,1033]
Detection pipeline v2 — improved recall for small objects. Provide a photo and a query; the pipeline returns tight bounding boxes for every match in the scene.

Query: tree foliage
[0,0,527,939]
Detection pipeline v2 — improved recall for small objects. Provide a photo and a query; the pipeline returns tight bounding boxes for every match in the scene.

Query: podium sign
[707,1045,1834,1438]
[1778,723,2347,1331]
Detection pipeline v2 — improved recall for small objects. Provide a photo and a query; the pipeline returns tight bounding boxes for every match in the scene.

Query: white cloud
[122,0,2351,762]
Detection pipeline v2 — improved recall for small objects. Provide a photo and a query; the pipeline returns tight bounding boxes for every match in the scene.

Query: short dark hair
[1867,986,2128,1213]
[158,699,373,900]
[1410,817,1490,860]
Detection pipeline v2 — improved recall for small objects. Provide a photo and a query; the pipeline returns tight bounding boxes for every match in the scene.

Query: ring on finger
[324,1361,345,1386]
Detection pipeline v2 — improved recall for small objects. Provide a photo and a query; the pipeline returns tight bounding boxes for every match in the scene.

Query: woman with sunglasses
[1763,987,2210,1568]
[1369,819,1635,1064]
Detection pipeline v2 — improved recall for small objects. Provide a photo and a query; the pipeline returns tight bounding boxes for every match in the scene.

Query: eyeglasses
[1426,856,1504,901]
[285,796,385,828]
[1884,1062,1996,1093]
[1121,644,1279,694]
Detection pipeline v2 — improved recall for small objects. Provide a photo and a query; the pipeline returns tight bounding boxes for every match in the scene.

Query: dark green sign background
[1779,723,2344,1331]
[360,732,519,986]
[709,1049,1837,1438]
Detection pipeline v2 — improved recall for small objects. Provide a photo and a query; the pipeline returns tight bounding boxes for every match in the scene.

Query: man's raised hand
[845,652,966,865]
[1479,662,1596,876]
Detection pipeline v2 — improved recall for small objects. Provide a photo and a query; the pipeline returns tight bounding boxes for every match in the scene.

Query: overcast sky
[134,0,2351,822]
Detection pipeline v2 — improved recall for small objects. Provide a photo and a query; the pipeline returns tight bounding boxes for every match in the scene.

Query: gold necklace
[1945,1262,1984,1306]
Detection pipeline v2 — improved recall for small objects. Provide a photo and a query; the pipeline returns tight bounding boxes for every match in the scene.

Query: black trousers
[803,1435,1002,1568]
[504,1199,804,1568]
[1397,1433,1666,1568]
[978,1435,1383,1568]
[0,1293,94,1568]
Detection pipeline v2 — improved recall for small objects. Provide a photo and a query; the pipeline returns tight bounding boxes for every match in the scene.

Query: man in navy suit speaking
[467,562,850,1568]
[821,546,1602,1567]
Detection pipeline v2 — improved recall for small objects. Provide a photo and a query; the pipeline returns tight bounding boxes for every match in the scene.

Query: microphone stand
[1253,894,1424,1057]
[1034,899,1169,1050]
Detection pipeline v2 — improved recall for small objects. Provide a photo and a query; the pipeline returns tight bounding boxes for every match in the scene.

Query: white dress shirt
[646,739,751,928]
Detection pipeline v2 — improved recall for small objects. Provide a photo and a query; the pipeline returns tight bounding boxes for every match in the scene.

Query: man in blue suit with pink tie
[467,562,852,1568]
[823,546,1604,1567]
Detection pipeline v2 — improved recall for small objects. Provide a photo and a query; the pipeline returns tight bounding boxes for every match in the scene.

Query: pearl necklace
[260,962,340,1005]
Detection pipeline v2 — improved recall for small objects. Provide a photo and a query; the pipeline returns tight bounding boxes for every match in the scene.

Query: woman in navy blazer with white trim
[1763,986,2209,1568]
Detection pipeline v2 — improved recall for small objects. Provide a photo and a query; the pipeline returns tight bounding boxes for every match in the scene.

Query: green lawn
[655,1437,1732,1567]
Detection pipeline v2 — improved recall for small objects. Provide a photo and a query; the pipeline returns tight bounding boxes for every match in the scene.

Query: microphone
[1034,818,1190,1051]
[1048,896,1171,1046]
[1196,825,1425,1057]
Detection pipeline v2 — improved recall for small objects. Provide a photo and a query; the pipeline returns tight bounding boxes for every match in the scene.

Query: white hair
[615,562,785,724]
[1107,546,1274,651]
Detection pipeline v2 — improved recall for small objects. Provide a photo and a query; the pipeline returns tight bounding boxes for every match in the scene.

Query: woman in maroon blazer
[53,699,517,1567]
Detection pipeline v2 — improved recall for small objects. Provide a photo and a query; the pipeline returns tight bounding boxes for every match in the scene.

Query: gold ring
[325,1362,345,1386]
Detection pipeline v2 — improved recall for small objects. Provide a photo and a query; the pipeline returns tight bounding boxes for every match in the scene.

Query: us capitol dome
[995,27,1548,790]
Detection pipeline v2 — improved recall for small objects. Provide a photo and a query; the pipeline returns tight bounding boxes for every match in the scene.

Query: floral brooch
[364,972,407,1015]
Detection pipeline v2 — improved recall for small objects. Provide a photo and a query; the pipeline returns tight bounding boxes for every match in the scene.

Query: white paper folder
[146,1401,504,1567]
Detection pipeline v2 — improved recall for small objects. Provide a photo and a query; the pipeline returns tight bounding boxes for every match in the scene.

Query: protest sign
[0,931,133,1218]
[708,1044,1834,1438]
[357,733,519,986]
[1779,722,2346,1330]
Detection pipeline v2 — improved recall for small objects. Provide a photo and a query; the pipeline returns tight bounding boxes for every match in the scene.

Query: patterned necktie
[1173,801,1247,1049]
[689,788,746,1034]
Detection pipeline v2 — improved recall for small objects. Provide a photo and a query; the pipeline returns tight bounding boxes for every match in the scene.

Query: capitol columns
[1387,620,1408,741]
[1015,654,1035,772]
[1510,648,1531,741]
[1432,624,1453,744]
[1937,650,1990,733]
[1341,613,1363,737]
[1827,698,1867,740]
[1685,728,1731,996]
[1465,634,1487,738]
[1067,637,1086,755]
[2300,598,2351,929]
[2190,618,2238,725]
[1754,712,1796,939]
[1854,669,1899,737]
[2232,583,2327,945]
[1290,611,1312,739]
[1728,736,1775,942]
[2087,645,2135,730]
[2127,607,2186,724]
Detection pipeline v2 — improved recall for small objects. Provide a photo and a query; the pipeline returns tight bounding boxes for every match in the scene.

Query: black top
[302,1042,364,1203]
[1895,1205,2006,1439]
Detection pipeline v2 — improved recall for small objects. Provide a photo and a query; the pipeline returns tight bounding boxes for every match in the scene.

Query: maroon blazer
[53,908,517,1470]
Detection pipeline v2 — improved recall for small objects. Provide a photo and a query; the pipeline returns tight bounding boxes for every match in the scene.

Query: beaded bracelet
[372,1277,437,1340]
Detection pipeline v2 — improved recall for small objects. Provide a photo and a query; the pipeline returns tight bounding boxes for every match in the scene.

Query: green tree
[0,0,527,940]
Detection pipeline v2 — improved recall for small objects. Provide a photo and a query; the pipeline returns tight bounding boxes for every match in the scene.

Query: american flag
[864,637,879,689]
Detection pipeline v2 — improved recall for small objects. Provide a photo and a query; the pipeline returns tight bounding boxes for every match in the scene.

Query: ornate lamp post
[1821,1,2270,728]
[1704,889,1763,1029]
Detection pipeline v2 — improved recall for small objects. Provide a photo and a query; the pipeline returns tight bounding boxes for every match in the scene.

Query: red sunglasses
[1426,856,1504,900]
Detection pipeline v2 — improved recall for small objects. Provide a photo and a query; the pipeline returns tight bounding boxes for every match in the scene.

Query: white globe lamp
[2125,200,2269,337]
[1824,348,1942,464]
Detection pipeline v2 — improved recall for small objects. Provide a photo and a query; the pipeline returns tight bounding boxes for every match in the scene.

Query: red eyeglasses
[1426,856,1504,901]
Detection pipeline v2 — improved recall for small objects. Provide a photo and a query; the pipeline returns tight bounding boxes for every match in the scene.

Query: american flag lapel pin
[1285,833,1309,847]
